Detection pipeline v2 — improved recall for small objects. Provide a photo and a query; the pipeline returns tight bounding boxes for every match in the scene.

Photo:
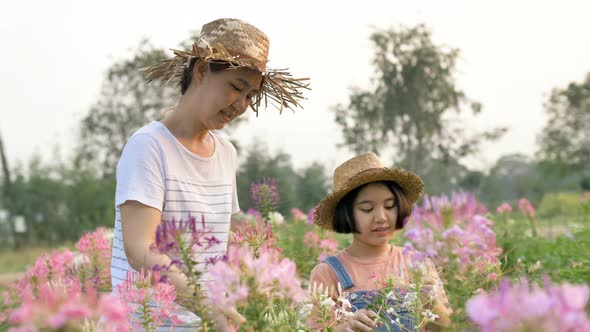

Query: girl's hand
[335,309,380,332]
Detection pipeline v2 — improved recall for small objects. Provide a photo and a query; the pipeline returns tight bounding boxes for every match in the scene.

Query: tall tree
[479,154,544,206]
[295,162,329,211]
[537,73,590,174]
[76,40,179,177]
[0,130,16,247]
[236,139,299,214]
[334,24,506,172]
[76,35,249,177]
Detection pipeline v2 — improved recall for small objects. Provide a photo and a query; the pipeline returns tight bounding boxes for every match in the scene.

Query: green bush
[537,192,584,218]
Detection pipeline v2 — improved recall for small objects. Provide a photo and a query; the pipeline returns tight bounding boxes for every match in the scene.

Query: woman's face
[192,65,263,130]
[352,182,398,248]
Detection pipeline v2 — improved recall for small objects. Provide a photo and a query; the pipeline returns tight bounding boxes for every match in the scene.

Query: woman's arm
[121,200,245,331]
[120,200,193,299]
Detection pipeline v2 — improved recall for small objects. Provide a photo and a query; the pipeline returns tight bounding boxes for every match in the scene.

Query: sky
[1,0,589,174]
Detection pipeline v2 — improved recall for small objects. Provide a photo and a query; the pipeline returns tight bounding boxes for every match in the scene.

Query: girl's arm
[307,263,379,331]
[423,260,453,330]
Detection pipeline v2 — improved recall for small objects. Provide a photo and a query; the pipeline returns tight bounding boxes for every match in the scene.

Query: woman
[110,18,309,330]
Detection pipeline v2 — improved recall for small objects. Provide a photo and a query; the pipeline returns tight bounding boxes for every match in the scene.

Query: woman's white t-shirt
[110,121,239,289]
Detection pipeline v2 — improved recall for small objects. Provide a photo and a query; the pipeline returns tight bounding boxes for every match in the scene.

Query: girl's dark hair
[332,181,412,234]
[180,59,231,94]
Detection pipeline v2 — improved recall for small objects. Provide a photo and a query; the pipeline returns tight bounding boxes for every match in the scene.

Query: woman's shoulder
[121,123,164,154]
[211,132,237,158]
[125,122,166,146]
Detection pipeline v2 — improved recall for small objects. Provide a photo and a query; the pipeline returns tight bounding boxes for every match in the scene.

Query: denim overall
[323,256,417,332]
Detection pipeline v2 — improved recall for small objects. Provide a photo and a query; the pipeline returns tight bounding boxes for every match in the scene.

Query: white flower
[320,297,336,308]
[103,228,115,241]
[335,308,354,321]
[339,298,352,310]
[74,252,89,268]
[391,317,401,325]
[386,291,397,300]
[386,307,397,315]
[299,303,313,317]
[402,291,418,307]
[269,211,285,224]
[422,309,439,322]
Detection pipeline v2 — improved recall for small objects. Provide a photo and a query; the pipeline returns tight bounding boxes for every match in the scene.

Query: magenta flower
[151,215,221,271]
[250,177,280,209]
[250,177,280,223]
[403,192,501,278]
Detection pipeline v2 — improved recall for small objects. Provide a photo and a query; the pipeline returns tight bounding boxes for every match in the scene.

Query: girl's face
[352,182,398,247]
[192,65,263,130]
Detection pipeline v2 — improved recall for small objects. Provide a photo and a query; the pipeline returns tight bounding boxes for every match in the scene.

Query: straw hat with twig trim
[313,153,424,230]
[143,18,309,114]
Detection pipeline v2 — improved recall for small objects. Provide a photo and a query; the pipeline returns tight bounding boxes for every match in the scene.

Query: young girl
[110,18,308,330]
[309,153,452,332]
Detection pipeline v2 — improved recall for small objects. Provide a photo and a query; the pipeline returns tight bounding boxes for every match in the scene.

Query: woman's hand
[335,309,380,332]
[208,306,246,332]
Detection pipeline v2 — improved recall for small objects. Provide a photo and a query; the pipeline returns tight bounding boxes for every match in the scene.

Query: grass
[0,242,74,274]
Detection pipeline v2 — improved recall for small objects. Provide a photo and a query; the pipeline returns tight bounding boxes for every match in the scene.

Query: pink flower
[467,278,590,331]
[75,227,112,291]
[518,198,535,218]
[116,269,180,330]
[404,192,501,278]
[8,278,130,331]
[291,208,307,221]
[206,244,306,309]
[230,219,281,256]
[304,231,320,248]
[466,294,499,326]
[246,208,262,218]
[98,295,130,323]
[319,239,338,251]
[496,202,512,214]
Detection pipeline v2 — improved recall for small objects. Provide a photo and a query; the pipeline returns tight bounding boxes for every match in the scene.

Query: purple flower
[250,177,280,210]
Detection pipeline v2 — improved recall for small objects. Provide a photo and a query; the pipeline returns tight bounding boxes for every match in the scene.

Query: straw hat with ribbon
[313,153,424,230]
[142,18,309,114]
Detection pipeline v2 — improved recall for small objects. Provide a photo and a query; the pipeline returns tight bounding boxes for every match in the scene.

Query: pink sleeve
[307,263,341,331]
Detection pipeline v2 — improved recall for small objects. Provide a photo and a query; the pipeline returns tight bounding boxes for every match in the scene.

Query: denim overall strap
[323,256,355,290]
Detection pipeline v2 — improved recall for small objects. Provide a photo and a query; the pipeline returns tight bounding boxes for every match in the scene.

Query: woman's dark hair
[332,181,412,234]
[180,59,231,94]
